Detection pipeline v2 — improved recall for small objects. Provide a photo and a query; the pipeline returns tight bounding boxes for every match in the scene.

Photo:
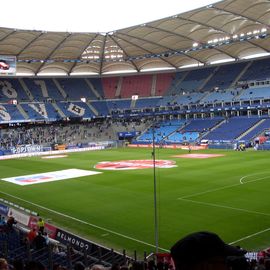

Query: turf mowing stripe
[229,228,270,245]
[179,198,270,217]
[0,191,169,252]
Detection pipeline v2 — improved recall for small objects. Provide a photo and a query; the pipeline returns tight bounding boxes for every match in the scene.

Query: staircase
[198,66,220,91]
[230,61,253,88]
[86,102,99,116]
[84,79,101,99]
[53,79,67,99]
[115,77,123,98]
[18,79,34,101]
[16,104,29,120]
[167,71,190,95]
[236,118,265,140]
[151,74,157,96]
[130,98,137,108]
[200,119,226,139]
[51,103,66,118]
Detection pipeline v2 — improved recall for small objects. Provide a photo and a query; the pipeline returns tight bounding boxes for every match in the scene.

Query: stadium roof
[0,0,270,76]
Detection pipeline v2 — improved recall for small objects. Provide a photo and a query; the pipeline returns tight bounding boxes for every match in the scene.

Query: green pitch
[1,148,270,256]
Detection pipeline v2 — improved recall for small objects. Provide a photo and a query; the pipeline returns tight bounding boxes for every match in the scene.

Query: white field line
[179,170,270,247]
[239,171,270,184]
[179,171,270,200]
[229,227,270,245]
[178,182,240,200]
[179,198,270,217]
[180,198,270,247]
[0,191,169,252]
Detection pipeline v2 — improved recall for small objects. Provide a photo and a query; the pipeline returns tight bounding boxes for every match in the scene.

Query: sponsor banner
[0,145,105,160]
[28,216,57,239]
[95,160,177,170]
[117,131,139,139]
[2,169,102,186]
[55,228,91,253]
[129,144,208,150]
[0,55,16,76]
[10,144,43,155]
[54,144,66,150]
[0,203,9,216]
[8,207,30,226]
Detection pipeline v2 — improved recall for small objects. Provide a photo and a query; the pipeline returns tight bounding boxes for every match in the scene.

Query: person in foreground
[170,231,248,270]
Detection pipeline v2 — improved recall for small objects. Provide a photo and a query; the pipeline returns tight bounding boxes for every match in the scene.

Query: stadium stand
[56,101,95,119]
[240,58,270,81]
[200,89,238,103]
[4,2,270,269]
[155,73,174,96]
[101,77,119,99]
[167,131,199,143]
[90,101,110,116]
[134,97,161,109]
[181,118,224,133]
[23,78,64,101]
[240,118,270,141]
[173,92,205,105]
[0,78,29,101]
[136,119,185,143]
[0,104,25,122]
[20,103,61,121]
[0,212,127,269]
[238,86,270,101]
[120,75,152,98]
[106,99,131,111]
[57,78,97,100]
[202,62,247,91]
[204,117,261,142]
[176,67,215,93]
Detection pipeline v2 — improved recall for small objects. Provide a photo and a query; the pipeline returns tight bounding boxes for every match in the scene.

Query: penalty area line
[0,191,169,252]
[229,227,270,245]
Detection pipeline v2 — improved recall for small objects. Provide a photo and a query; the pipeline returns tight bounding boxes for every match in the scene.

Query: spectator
[170,231,247,270]
[6,215,16,230]
[0,216,6,227]
[27,228,37,247]
[33,232,46,250]
[24,261,46,270]
[0,258,8,270]
[91,265,105,270]
[37,218,45,235]
[111,263,121,270]
[73,261,85,270]
[43,232,50,245]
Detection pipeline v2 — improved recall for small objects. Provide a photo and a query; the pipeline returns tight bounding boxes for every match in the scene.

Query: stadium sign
[10,144,43,154]
[0,55,16,76]
[95,159,177,170]
[56,228,90,252]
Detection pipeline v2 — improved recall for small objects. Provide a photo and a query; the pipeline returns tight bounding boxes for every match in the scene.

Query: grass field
[1,147,270,257]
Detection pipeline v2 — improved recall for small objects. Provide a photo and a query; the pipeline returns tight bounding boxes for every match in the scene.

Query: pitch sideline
[0,191,169,252]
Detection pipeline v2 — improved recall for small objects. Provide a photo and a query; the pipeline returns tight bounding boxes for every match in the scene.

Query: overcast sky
[1,0,218,33]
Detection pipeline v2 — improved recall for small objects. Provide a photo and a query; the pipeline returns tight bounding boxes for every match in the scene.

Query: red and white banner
[28,216,57,239]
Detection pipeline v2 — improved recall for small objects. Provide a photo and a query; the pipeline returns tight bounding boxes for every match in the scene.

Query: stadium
[1,0,270,269]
